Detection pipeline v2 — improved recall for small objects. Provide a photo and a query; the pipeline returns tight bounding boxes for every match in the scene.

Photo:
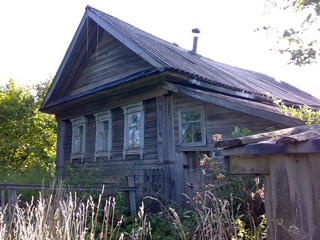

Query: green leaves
[261,0,320,65]
[273,96,320,124]
[0,79,57,180]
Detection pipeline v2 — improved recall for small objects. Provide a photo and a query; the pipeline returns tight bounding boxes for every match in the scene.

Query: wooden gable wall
[70,29,155,96]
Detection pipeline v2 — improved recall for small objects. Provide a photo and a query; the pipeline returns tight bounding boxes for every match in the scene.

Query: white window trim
[71,116,87,162]
[178,106,206,147]
[94,110,112,161]
[122,102,145,160]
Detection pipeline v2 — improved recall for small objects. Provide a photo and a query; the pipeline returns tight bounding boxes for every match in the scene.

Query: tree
[261,0,320,65]
[0,79,57,182]
[273,97,320,124]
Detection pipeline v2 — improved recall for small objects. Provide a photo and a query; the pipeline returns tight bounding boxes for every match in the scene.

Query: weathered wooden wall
[171,93,289,203]
[55,88,298,205]
[264,153,320,240]
[71,29,155,96]
[227,152,320,239]
[172,94,288,151]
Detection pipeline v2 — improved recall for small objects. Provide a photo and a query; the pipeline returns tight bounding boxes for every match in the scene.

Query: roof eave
[164,82,305,127]
[41,10,90,110]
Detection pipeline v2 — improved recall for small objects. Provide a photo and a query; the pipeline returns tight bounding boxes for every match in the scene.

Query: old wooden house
[40,6,320,203]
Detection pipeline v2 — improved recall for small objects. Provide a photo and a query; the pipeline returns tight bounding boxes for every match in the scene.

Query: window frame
[71,116,87,162]
[94,110,112,161]
[122,102,145,160]
[178,106,206,147]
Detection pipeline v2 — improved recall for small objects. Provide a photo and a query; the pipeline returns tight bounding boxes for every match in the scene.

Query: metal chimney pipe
[191,36,198,54]
[190,28,200,55]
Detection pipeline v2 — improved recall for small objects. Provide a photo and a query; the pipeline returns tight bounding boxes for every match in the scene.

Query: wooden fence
[216,125,320,239]
[143,167,171,198]
[0,175,137,215]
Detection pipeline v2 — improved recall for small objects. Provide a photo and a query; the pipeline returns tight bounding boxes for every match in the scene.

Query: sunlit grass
[0,187,267,239]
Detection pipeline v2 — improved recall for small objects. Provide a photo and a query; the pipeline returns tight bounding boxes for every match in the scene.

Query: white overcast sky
[1,0,319,98]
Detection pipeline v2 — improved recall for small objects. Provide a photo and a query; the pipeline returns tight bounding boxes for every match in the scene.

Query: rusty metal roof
[88,6,320,108]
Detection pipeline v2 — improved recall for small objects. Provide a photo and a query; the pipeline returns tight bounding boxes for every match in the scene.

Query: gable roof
[41,5,320,111]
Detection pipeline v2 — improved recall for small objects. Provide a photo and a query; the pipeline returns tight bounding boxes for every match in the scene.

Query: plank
[215,124,320,148]
[277,129,320,143]
[228,155,269,175]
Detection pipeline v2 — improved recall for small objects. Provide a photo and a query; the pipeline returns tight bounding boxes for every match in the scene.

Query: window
[178,106,206,146]
[94,110,112,161]
[122,102,145,160]
[71,117,87,161]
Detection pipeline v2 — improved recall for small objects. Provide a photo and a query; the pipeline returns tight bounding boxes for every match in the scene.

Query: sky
[1,0,319,98]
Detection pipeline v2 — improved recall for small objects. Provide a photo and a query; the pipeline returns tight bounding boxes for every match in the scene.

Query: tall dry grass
[0,186,125,240]
[0,187,267,239]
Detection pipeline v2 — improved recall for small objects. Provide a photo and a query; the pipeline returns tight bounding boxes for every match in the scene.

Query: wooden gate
[143,167,171,200]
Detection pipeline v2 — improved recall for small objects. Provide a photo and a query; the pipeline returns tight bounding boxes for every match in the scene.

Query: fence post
[7,188,17,216]
[127,175,136,216]
[1,189,5,210]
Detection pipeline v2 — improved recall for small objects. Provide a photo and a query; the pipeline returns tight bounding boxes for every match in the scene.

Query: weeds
[0,185,267,239]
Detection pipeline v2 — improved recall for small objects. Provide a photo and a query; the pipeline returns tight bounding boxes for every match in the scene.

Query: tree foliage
[0,79,57,181]
[273,97,320,124]
[261,0,320,65]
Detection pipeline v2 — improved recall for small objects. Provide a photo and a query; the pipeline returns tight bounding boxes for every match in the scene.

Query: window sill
[176,145,210,152]
[95,151,112,161]
[71,153,85,162]
[179,141,207,147]
[123,148,144,160]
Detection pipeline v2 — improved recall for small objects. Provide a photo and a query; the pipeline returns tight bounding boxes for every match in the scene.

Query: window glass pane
[103,121,109,131]
[74,125,83,153]
[99,120,109,151]
[129,112,141,126]
[182,122,192,143]
[134,125,141,146]
[129,127,134,147]
[181,111,201,123]
[128,112,141,148]
[181,110,203,144]
[129,126,140,148]
[193,122,202,142]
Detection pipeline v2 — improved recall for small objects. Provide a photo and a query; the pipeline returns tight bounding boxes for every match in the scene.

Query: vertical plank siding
[110,107,124,162]
[265,153,320,239]
[85,115,96,162]
[71,31,154,95]
[63,120,72,164]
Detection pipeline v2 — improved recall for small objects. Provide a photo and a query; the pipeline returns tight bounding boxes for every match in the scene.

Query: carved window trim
[71,116,87,162]
[94,110,112,161]
[122,102,145,160]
